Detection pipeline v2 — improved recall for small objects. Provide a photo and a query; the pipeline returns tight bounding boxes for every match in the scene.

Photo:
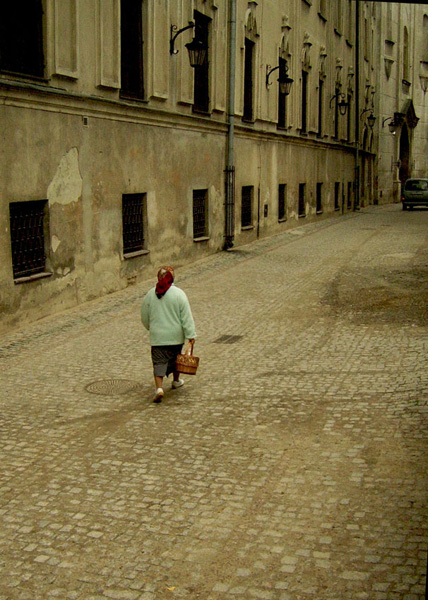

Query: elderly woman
[141,266,196,403]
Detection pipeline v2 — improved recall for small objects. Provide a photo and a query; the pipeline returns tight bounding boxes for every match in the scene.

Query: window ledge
[316,210,323,215]
[14,271,52,285]
[298,214,306,219]
[241,225,254,231]
[278,218,287,223]
[123,249,150,259]
[193,236,210,243]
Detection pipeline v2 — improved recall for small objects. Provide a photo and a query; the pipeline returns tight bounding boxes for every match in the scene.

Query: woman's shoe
[172,379,184,389]
[153,388,164,403]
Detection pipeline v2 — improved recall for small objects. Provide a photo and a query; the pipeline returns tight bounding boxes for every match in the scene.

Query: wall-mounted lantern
[170,21,207,68]
[266,61,294,95]
[382,116,398,135]
[330,91,349,116]
[361,108,376,129]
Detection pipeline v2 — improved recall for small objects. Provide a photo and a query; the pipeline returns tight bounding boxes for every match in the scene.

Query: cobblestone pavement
[1,204,427,600]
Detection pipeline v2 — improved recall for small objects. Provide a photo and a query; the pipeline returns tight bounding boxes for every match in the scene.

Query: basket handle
[184,340,195,356]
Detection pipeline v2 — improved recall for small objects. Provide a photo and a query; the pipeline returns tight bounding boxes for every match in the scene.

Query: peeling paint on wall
[52,235,61,253]
[47,148,83,206]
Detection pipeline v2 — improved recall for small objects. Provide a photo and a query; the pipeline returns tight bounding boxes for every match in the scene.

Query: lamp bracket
[170,21,195,55]
[266,65,280,88]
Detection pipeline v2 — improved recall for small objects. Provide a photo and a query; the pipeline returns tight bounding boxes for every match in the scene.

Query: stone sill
[14,271,52,285]
[123,249,150,259]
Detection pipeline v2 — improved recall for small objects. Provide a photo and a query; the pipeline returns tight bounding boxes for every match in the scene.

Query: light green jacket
[141,284,196,346]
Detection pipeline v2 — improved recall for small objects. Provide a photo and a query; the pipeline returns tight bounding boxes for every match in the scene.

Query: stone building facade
[0,1,426,331]
[375,2,428,205]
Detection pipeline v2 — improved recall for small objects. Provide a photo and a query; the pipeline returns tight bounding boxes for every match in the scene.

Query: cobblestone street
[1,204,427,600]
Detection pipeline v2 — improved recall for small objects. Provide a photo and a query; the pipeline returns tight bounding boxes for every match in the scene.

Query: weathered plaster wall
[0,102,227,332]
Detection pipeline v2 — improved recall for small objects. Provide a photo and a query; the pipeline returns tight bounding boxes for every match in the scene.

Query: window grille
[241,186,253,227]
[10,200,48,279]
[0,1,44,78]
[193,11,210,114]
[193,189,208,239]
[298,184,306,217]
[278,184,287,221]
[120,0,144,99]
[316,183,323,213]
[122,194,146,255]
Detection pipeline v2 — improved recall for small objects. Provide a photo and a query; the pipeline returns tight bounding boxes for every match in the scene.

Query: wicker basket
[176,341,200,375]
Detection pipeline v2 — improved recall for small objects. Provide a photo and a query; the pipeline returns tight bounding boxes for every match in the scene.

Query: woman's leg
[155,375,163,389]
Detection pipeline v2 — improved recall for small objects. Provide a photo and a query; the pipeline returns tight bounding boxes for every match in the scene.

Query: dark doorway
[399,123,410,189]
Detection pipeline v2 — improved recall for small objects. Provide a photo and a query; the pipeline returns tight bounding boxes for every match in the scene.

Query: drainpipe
[224,0,236,250]
[354,0,360,210]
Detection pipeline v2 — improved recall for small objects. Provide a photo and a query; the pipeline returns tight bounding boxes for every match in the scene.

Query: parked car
[401,178,428,210]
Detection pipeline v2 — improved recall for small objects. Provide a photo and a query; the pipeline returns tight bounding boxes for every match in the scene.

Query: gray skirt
[151,344,183,377]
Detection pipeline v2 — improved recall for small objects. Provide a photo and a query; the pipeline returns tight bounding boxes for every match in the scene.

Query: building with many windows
[0,1,427,331]
[375,3,428,204]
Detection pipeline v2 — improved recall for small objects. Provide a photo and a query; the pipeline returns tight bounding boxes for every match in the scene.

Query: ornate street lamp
[266,62,294,96]
[170,22,207,68]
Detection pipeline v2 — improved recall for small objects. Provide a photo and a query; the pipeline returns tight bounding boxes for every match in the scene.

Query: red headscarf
[155,266,174,298]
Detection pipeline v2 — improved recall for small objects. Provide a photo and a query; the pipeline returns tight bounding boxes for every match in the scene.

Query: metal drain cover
[85,379,140,396]
[213,335,243,344]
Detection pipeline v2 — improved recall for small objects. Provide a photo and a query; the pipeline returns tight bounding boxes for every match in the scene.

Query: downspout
[354,0,360,210]
[224,0,236,250]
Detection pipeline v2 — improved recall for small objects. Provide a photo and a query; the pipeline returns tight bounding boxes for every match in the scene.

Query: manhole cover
[213,335,243,344]
[85,379,140,396]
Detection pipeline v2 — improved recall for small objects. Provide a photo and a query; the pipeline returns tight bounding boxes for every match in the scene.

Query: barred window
[193,189,208,239]
[0,1,44,78]
[241,186,253,228]
[122,193,147,256]
[9,200,49,280]
[278,184,287,221]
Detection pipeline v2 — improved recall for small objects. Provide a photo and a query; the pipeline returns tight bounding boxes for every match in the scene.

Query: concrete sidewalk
[1,204,427,600]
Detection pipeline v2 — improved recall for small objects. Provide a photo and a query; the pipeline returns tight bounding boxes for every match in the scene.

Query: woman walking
[141,266,196,403]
